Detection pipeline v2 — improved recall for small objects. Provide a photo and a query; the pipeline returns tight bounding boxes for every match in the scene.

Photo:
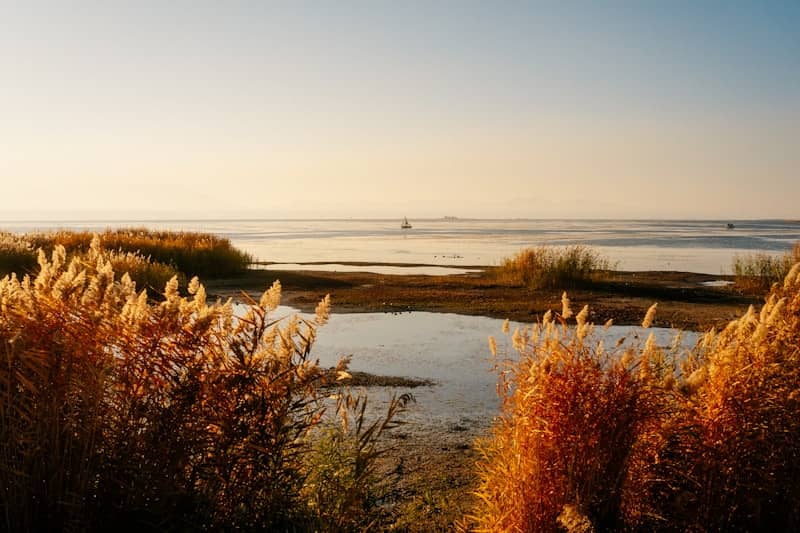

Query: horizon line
[1,216,798,224]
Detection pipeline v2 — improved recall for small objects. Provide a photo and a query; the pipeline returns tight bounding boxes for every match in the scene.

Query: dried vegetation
[732,242,800,293]
[4,231,800,531]
[473,263,800,532]
[496,245,612,290]
[0,237,404,531]
[1,228,252,284]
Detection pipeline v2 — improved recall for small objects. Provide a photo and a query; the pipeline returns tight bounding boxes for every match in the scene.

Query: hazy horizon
[2,2,798,220]
[1,212,798,224]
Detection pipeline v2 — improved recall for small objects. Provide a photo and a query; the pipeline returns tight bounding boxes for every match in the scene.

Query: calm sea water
[4,218,800,274]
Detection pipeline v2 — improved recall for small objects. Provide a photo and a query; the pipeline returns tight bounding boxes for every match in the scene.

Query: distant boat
[727,223,735,229]
[401,217,412,229]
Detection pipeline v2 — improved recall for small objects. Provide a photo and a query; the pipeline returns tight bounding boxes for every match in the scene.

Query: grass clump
[1,232,181,295]
[658,265,800,531]
[732,242,800,292]
[25,227,253,278]
[102,248,184,294]
[497,245,612,290]
[473,263,800,532]
[0,231,37,275]
[304,391,413,531]
[0,232,37,276]
[473,301,668,532]
[0,238,402,531]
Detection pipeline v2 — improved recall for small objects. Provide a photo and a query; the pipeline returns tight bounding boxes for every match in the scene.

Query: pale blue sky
[1,1,798,219]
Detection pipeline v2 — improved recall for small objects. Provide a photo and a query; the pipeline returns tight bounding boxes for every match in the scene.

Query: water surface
[4,218,799,274]
[301,309,699,435]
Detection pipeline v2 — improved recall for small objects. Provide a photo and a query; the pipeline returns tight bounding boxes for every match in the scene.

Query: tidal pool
[259,308,700,438]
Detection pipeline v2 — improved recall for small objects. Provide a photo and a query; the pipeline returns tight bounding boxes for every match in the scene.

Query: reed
[0,232,37,276]
[496,245,612,290]
[472,262,800,532]
[0,237,401,531]
[731,242,800,292]
[303,390,414,531]
[472,302,670,532]
[655,261,800,531]
[1,232,181,296]
[24,227,253,277]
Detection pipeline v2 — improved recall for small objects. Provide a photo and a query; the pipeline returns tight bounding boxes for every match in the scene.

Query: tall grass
[731,242,800,292]
[473,302,670,532]
[24,227,253,277]
[0,232,37,276]
[304,391,414,530]
[473,263,800,532]
[497,245,612,290]
[0,239,400,531]
[1,232,180,294]
[658,265,800,531]
[102,248,184,294]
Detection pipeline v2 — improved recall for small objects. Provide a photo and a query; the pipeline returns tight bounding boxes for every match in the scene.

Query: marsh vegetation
[496,245,613,290]
[1,228,252,285]
[474,267,800,531]
[1,235,799,531]
[0,238,406,531]
[731,242,800,292]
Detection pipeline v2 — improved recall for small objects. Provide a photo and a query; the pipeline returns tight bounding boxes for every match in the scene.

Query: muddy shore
[204,264,759,332]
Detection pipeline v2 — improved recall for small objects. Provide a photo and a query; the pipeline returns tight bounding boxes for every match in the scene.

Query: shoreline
[203,264,760,332]
[219,263,758,529]
[253,260,489,269]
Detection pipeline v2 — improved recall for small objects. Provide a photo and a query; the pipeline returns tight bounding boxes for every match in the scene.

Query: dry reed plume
[658,261,800,531]
[0,236,402,531]
[473,298,669,532]
[473,262,800,532]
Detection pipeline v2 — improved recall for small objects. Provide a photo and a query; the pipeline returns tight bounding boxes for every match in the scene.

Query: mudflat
[204,264,759,331]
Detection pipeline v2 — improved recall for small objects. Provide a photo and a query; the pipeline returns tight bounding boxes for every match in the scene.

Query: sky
[1,1,798,220]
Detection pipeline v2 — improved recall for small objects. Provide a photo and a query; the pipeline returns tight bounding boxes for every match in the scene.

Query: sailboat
[401,217,412,229]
